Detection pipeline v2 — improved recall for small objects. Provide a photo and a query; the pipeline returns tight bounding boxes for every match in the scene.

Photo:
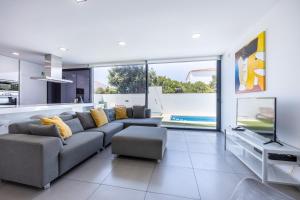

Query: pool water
[170,115,216,122]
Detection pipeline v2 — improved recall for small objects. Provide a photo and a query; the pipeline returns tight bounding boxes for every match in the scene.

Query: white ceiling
[0,0,279,65]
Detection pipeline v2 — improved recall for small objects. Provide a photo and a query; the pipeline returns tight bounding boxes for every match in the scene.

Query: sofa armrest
[0,134,62,188]
[145,108,151,118]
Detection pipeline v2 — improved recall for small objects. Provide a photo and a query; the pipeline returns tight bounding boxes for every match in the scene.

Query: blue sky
[94,60,216,86]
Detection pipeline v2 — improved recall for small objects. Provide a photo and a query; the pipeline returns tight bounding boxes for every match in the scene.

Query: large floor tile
[167,130,185,135]
[148,166,200,199]
[185,134,213,144]
[89,185,145,200]
[103,157,155,191]
[34,179,99,200]
[194,169,241,200]
[190,152,234,172]
[159,149,192,168]
[166,140,189,151]
[0,182,41,200]
[98,146,115,160]
[187,142,223,155]
[167,132,186,143]
[269,183,300,200]
[65,155,114,183]
[145,192,196,200]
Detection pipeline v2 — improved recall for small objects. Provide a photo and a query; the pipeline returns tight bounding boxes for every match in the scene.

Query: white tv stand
[225,127,300,185]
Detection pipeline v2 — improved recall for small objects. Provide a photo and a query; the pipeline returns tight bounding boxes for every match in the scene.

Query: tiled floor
[0,130,299,200]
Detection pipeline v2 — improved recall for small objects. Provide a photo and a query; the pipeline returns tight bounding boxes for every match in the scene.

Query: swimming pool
[170,115,216,122]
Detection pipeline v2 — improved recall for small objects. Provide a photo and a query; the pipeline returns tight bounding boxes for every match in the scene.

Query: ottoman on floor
[112,126,167,160]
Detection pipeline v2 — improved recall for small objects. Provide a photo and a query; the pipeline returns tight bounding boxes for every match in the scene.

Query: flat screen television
[236,97,277,142]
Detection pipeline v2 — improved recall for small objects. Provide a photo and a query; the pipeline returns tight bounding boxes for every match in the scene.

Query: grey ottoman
[112,126,167,160]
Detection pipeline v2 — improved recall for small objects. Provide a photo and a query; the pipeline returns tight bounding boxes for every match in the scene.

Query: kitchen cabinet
[76,70,90,103]
[60,69,91,103]
[60,71,76,103]
[0,55,19,82]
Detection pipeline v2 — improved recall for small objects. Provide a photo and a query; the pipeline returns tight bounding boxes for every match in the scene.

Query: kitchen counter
[0,103,95,115]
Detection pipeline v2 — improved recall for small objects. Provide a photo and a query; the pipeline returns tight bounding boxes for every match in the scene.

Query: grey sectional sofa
[0,107,161,189]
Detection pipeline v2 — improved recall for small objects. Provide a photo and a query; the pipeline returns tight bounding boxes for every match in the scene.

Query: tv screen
[237,97,276,135]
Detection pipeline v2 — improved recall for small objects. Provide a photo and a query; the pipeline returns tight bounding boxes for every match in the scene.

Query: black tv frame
[236,97,282,145]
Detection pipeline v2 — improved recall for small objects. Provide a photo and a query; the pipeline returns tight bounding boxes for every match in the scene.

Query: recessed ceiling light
[76,0,87,3]
[59,47,68,52]
[118,41,126,46]
[11,52,20,56]
[192,33,201,39]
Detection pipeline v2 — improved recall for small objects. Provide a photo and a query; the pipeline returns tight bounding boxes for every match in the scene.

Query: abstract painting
[235,31,266,93]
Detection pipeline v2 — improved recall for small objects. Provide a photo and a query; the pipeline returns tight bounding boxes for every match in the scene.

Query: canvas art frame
[235,31,266,93]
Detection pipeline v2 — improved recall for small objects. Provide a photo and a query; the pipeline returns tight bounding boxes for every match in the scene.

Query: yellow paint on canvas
[245,31,266,91]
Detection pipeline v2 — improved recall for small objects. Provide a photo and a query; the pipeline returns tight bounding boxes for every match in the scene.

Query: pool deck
[152,113,216,128]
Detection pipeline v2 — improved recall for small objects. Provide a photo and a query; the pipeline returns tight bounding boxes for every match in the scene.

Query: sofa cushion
[91,108,108,127]
[126,107,133,118]
[86,122,123,146]
[59,114,74,121]
[59,131,104,175]
[132,106,146,118]
[60,111,76,116]
[104,108,116,122]
[116,118,161,128]
[8,120,40,134]
[30,115,46,120]
[64,118,84,134]
[76,112,96,130]
[41,116,72,139]
[115,106,128,120]
[28,124,66,145]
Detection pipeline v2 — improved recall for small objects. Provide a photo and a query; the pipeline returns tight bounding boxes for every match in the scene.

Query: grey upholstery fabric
[30,114,46,120]
[8,120,40,134]
[116,118,161,128]
[28,124,66,145]
[76,112,96,130]
[0,134,62,188]
[86,122,123,146]
[59,131,104,175]
[229,178,295,200]
[60,111,76,116]
[132,105,145,118]
[126,107,133,118]
[104,108,116,122]
[9,115,75,135]
[64,118,84,134]
[112,126,167,160]
[59,115,74,121]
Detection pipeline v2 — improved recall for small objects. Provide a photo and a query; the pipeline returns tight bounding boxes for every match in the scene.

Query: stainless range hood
[30,54,73,83]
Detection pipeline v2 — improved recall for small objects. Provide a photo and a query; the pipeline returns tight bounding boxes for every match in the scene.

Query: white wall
[0,54,19,82]
[221,0,300,149]
[20,61,47,105]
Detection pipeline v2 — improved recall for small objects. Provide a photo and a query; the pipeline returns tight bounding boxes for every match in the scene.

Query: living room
[0,0,299,199]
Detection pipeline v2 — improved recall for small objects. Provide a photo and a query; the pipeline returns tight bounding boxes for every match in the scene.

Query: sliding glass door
[93,59,220,130]
[147,60,217,129]
[93,64,146,108]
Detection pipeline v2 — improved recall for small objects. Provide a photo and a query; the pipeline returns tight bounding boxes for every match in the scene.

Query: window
[93,64,146,108]
[148,60,217,129]
[92,58,220,130]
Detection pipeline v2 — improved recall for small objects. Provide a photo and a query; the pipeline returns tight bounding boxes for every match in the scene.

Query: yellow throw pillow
[115,106,128,120]
[90,108,108,127]
[40,116,72,139]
